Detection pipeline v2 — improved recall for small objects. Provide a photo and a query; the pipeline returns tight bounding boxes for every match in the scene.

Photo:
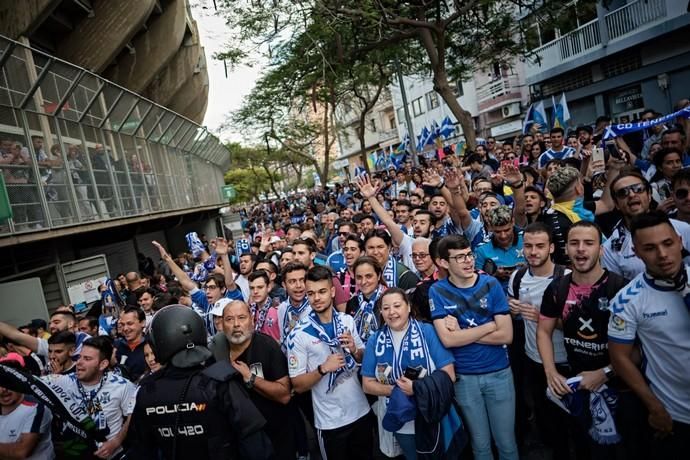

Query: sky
[190,1,263,143]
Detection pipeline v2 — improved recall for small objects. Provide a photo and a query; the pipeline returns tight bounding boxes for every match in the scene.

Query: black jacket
[413,370,467,459]
[129,362,274,460]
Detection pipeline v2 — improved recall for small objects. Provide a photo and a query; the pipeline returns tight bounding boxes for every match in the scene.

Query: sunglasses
[614,183,646,200]
[675,188,690,200]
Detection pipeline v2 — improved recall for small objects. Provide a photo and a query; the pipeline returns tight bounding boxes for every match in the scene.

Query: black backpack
[511,264,567,300]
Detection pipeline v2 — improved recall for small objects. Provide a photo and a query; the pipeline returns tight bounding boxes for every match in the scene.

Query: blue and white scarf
[186,232,206,258]
[374,318,433,383]
[354,285,385,343]
[281,297,310,351]
[383,256,398,288]
[303,309,356,393]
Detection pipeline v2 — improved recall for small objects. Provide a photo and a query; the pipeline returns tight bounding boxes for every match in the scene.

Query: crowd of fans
[1,102,690,460]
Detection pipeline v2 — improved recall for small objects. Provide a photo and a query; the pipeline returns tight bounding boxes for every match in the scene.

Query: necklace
[77,372,107,416]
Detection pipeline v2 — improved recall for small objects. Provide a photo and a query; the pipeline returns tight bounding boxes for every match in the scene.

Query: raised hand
[443,167,461,190]
[422,168,442,188]
[355,174,378,199]
[214,237,229,256]
[500,164,522,185]
[152,240,170,259]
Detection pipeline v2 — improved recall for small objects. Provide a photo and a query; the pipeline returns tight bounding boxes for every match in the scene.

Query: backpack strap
[511,266,529,299]
[553,272,573,313]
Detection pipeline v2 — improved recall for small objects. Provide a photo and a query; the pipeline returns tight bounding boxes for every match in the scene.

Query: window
[452,82,464,97]
[426,91,440,110]
[411,97,425,117]
[396,108,405,124]
[369,118,377,132]
[388,114,396,130]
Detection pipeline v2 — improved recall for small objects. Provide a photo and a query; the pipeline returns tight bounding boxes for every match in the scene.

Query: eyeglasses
[675,188,690,200]
[613,183,647,200]
[338,232,350,236]
[448,252,474,263]
[204,285,220,291]
[411,252,430,259]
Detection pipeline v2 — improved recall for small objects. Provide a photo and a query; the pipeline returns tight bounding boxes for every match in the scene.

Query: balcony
[0,34,229,243]
[525,0,671,81]
[476,74,522,112]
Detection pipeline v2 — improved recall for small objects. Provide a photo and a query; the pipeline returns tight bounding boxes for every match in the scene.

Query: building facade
[523,0,690,124]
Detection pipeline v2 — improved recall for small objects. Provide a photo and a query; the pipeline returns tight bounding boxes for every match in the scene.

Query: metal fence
[0,34,228,235]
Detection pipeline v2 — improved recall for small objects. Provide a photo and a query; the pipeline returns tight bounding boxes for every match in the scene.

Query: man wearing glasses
[603,172,690,280]
[670,168,690,224]
[326,221,356,273]
[430,234,517,460]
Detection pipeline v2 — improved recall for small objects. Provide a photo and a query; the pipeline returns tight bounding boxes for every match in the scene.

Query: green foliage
[224,168,273,203]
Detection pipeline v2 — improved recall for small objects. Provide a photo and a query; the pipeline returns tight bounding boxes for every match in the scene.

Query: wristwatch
[245,373,257,389]
[508,180,524,188]
[603,366,615,380]
[317,364,327,376]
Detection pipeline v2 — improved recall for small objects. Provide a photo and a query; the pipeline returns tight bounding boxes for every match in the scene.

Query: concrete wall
[143,21,201,106]
[105,0,187,93]
[56,0,156,73]
[0,0,60,40]
[168,48,207,116]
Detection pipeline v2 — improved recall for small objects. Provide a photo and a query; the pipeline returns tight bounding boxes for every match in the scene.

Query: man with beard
[603,172,690,280]
[609,211,690,458]
[355,174,434,271]
[154,240,241,336]
[48,331,77,375]
[277,263,311,348]
[508,223,569,457]
[408,237,438,321]
[286,266,372,460]
[208,300,295,459]
[537,221,628,459]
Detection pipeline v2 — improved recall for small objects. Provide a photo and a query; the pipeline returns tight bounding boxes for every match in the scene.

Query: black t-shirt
[541,270,627,374]
[236,333,291,439]
[538,201,596,266]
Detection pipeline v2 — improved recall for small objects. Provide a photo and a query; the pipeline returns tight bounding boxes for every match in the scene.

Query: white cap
[269,236,281,244]
[210,297,232,317]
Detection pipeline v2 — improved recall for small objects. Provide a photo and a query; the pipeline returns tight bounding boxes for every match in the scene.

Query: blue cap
[382,386,416,432]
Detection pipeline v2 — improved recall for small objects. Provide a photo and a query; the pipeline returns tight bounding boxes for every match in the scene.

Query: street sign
[221,185,236,201]
[0,174,12,222]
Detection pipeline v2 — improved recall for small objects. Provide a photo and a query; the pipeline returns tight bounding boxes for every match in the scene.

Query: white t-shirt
[286,312,370,430]
[236,274,250,302]
[0,399,53,460]
[608,273,690,424]
[42,373,137,455]
[602,219,690,280]
[508,267,569,364]
[398,234,415,273]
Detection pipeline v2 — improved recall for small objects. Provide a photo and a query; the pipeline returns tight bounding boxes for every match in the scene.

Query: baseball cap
[0,352,25,367]
[269,236,281,244]
[210,297,232,317]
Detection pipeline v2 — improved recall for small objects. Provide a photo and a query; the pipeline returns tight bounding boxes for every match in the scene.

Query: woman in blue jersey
[361,288,455,460]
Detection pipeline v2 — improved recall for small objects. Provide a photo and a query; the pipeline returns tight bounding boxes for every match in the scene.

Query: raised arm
[501,165,527,228]
[355,175,405,246]
[445,168,474,230]
[152,241,197,292]
[0,322,39,353]
[213,237,238,291]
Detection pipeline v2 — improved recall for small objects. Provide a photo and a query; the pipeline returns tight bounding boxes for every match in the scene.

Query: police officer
[129,305,274,460]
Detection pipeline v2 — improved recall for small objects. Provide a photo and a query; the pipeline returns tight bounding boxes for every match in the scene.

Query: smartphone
[605,140,621,159]
[591,147,605,164]
[404,366,421,380]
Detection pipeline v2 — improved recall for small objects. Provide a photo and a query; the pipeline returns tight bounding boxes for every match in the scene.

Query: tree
[224,168,274,203]
[217,0,575,152]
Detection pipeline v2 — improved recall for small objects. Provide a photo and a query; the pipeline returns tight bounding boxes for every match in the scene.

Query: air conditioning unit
[502,103,520,118]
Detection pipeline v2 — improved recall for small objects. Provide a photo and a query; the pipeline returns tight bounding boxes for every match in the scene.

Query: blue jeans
[394,432,417,460]
[454,366,518,460]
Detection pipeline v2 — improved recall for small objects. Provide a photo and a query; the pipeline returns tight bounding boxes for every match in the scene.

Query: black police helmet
[148,305,212,368]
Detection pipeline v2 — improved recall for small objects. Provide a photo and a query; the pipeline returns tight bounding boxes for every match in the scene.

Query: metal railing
[526,0,669,76]
[606,0,666,40]
[476,75,521,104]
[0,34,229,236]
